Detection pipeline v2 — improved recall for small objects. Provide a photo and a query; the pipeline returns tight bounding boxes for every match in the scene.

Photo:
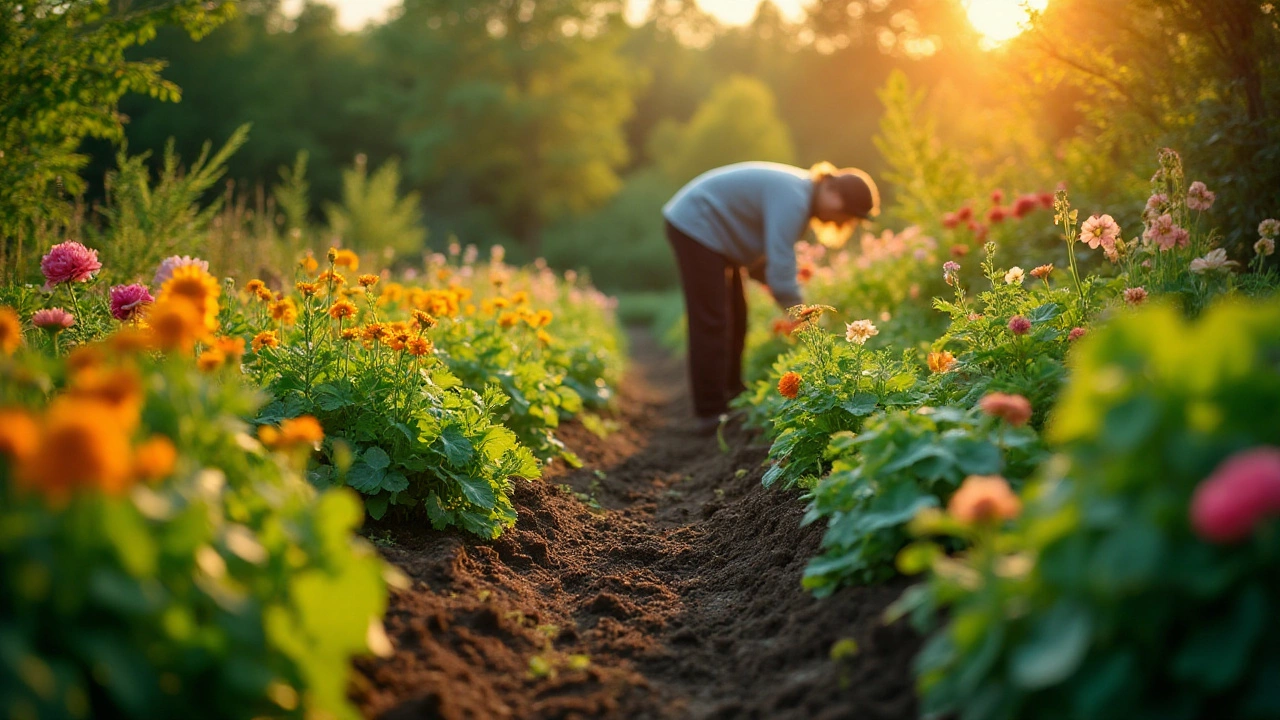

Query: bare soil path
[353,331,919,719]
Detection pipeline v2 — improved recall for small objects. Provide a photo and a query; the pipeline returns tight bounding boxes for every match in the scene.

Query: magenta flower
[1190,447,1280,543]
[1186,181,1215,212]
[40,241,102,292]
[1008,316,1031,335]
[1080,214,1121,251]
[109,284,155,322]
[153,255,210,290]
[942,260,961,286]
[31,308,75,331]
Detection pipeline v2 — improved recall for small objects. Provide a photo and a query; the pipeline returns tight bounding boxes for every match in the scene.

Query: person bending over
[663,161,879,436]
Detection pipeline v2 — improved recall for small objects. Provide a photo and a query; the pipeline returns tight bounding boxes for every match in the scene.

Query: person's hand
[772,317,800,337]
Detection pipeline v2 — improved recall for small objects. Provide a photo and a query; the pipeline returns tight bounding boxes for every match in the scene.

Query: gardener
[663,161,879,436]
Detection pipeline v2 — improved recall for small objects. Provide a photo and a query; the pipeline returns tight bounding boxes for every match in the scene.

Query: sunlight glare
[963,0,1048,49]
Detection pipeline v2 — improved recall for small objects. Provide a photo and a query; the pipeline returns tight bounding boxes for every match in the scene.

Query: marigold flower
[1004,267,1025,285]
[32,308,75,331]
[337,327,357,342]
[1007,316,1031,335]
[412,310,438,330]
[318,270,346,286]
[148,299,206,351]
[534,309,554,328]
[109,284,154,322]
[979,392,1032,426]
[361,323,388,343]
[1080,214,1121,251]
[0,409,39,461]
[385,331,411,352]
[299,253,319,273]
[358,274,380,288]
[948,475,1021,524]
[269,298,299,325]
[927,351,956,374]
[297,281,321,297]
[160,265,220,332]
[259,415,324,450]
[407,337,433,356]
[65,366,143,429]
[252,331,279,352]
[1256,238,1276,257]
[245,279,266,295]
[1188,248,1238,275]
[41,241,102,291]
[778,371,802,399]
[1190,447,1280,543]
[215,336,245,359]
[196,348,226,372]
[1123,287,1148,306]
[498,311,521,329]
[1030,264,1054,280]
[153,255,208,289]
[328,300,358,320]
[255,287,275,302]
[133,435,177,482]
[845,319,879,345]
[16,400,133,498]
[0,307,22,355]
[1068,327,1087,342]
[537,329,553,345]
[332,249,359,270]
[1186,181,1215,212]
[1259,219,1280,240]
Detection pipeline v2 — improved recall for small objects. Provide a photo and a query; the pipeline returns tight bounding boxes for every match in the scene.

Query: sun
[963,0,1049,49]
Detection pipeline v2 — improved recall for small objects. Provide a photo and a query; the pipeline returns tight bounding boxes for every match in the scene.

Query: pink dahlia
[1186,181,1215,212]
[1080,214,1121,251]
[1008,315,1032,335]
[153,255,210,290]
[1068,327,1087,342]
[109,284,155,322]
[1190,447,1280,543]
[40,241,102,292]
[32,308,75,331]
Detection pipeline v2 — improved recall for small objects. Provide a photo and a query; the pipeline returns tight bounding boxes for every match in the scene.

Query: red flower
[987,206,1008,224]
[942,212,960,229]
[1038,192,1055,209]
[1190,447,1280,543]
[1068,327,1087,342]
[956,206,974,222]
[950,244,970,259]
[1012,195,1039,219]
[972,223,990,241]
[990,189,1005,205]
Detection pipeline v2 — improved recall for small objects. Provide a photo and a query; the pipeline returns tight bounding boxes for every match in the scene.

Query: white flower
[845,319,879,345]
[1255,238,1275,258]
[1189,248,1239,275]
[1004,266,1025,285]
[1260,219,1280,240]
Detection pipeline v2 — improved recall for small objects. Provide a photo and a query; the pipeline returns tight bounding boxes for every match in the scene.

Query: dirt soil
[352,331,920,720]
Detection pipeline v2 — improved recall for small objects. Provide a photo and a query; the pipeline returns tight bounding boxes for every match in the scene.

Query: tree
[367,0,641,251]
[324,155,426,258]
[649,75,796,185]
[0,0,236,275]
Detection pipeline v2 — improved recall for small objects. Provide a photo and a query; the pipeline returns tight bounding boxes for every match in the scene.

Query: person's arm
[762,193,806,310]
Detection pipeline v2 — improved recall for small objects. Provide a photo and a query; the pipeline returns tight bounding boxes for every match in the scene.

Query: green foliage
[650,75,796,186]
[323,155,425,258]
[0,0,236,275]
[0,340,388,719]
[904,299,1280,720]
[803,407,1046,594]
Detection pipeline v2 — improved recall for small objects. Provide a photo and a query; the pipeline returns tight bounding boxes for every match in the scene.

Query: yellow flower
[358,274,380,288]
[133,435,177,483]
[244,279,266,296]
[379,283,405,305]
[497,311,520,328]
[318,270,346,287]
[297,281,321,297]
[254,286,275,302]
[17,399,134,500]
[197,348,226,372]
[252,330,279,352]
[331,248,359,271]
[159,265,220,333]
[214,336,246,359]
[412,310,437,330]
[492,297,511,309]
[406,337,433,356]
[269,298,298,325]
[328,300,357,320]
[65,366,144,431]
[536,330,553,346]
[535,310,554,328]
[511,291,530,305]
[0,306,22,355]
[147,298,207,352]
[927,351,957,374]
[0,408,39,461]
[340,327,359,341]
[299,253,319,274]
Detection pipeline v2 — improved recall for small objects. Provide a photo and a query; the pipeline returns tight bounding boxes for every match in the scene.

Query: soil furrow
[353,331,919,719]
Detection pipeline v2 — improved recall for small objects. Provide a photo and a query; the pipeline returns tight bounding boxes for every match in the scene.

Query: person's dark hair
[828,171,879,219]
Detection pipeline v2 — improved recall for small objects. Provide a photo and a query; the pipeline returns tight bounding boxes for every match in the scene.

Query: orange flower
[927,351,957,374]
[778,371,802,399]
[511,291,530,306]
[340,327,359,341]
[17,399,133,499]
[66,366,144,431]
[107,328,152,355]
[148,298,207,351]
[328,300,358,320]
[1030,264,1054,280]
[299,253,319,273]
[330,248,359,271]
[269,298,298,325]
[259,415,324,450]
[197,348,226,372]
[492,297,511,309]
[497,311,521,329]
[979,392,1033,426]
[358,274,380,288]
[244,279,266,295]
[534,309,553,328]
[318,270,346,287]
[252,331,279,352]
[948,475,1021,524]
[536,329,553,345]
[0,306,22,355]
[0,408,39,461]
[215,336,246,359]
[66,344,106,373]
[412,310,438,330]
[159,265,220,333]
[406,337,433,356]
[254,286,275,302]
[361,323,388,343]
[297,281,321,297]
[133,435,177,482]
[379,283,405,305]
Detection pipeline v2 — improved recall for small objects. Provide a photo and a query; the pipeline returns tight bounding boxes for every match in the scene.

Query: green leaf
[365,493,390,520]
[315,382,356,411]
[841,392,879,417]
[454,475,497,510]
[363,446,391,471]
[1010,600,1093,689]
[1027,302,1062,324]
[438,426,475,468]
[347,463,385,494]
[480,426,518,462]
[381,472,410,493]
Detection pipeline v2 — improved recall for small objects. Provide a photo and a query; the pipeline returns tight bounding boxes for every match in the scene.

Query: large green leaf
[1010,600,1093,689]
[438,426,475,468]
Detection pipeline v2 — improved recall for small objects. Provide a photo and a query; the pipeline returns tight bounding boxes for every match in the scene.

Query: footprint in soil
[353,331,920,720]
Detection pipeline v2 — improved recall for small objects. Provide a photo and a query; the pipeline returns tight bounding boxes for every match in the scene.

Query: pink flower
[845,319,879,345]
[1186,181,1215,211]
[109,284,155,322]
[40,241,102,291]
[1143,213,1182,251]
[153,255,210,289]
[942,212,960,229]
[32,308,75,331]
[943,261,961,286]
[1068,327,1087,342]
[1143,193,1168,222]
[1080,214,1121,251]
[1008,315,1032,335]
[1012,195,1039,219]
[979,392,1032,426]
[1190,447,1280,543]
[1123,287,1148,306]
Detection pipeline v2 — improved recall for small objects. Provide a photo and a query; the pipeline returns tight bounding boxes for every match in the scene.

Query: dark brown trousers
[665,220,749,418]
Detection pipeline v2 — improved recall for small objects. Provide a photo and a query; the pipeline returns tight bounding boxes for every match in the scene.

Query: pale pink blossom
[1004,267,1025,285]
[1186,181,1215,211]
[1143,193,1167,222]
[32,308,75,330]
[1123,287,1148,306]
[109,284,155,322]
[1255,238,1275,257]
[1143,214,1183,251]
[943,261,961,286]
[845,319,879,345]
[1068,327,1087,342]
[153,255,209,289]
[40,241,102,291]
[1189,248,1238,275]
[1080,214,1121,251]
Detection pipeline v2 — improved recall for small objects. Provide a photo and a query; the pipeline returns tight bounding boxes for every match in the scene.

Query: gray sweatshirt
[663,162,814,308]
